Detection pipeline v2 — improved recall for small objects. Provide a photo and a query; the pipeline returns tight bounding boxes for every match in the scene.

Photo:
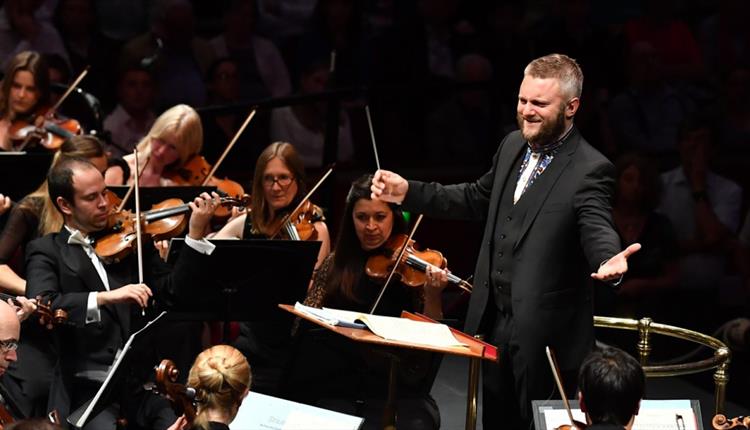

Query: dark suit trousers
[482,309,579,430]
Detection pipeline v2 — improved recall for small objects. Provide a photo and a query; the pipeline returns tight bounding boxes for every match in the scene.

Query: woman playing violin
[167,345,251,430]
[0,51,51,151]
[104,104,202,187]
[214,141,330,270]
[0,134,107,419]
[287,175,447,430]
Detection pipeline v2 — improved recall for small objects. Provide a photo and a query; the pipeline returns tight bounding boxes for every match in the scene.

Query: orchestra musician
[166,345,251,430]
[577,347,645,430]
[370,53,641,428]
[287,174,448,430]
[0,135,107,419]
[0,51,51,151]
[213,141,331,270]
[212,141,330,394]
[25,156,219,428]
[0,296,38,422]
[104,104,203,186]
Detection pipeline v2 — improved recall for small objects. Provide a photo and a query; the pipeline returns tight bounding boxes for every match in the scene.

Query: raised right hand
[370,169,408,204]
[97,283,152,307]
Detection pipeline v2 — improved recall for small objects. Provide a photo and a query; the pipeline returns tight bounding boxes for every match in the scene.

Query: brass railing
[594,316,731,415]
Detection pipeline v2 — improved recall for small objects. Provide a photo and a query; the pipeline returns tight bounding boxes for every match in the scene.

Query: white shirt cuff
[185,236,216,255]
[86,292,101,324]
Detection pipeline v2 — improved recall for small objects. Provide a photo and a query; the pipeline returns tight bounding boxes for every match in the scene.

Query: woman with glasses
[213,141,331,270]
[104,104,203,186]
[213,141,330,396]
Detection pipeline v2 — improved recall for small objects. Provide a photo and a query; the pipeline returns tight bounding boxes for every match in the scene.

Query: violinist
[25,156,219,427]
[576,347,645,430]
[214,141,331,270]
[0,51,51,151]
[166,345,251,430]
[288,174,447,430]
[104,104,203,186]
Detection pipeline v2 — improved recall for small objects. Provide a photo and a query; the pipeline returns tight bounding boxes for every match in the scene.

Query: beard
[517,105,567,148]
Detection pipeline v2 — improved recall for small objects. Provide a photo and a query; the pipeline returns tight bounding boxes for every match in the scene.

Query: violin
[8,106,82,151]
[0,292,68,328]
[268,199,320,241]
[713,414,750,429]
[163,154,246,222]
[148,359,198,425]
[95,193,250,261]
[0,403,12,429]
[365,233,473,292]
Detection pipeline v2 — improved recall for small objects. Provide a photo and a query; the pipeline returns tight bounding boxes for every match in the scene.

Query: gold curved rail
[594,316,731,415]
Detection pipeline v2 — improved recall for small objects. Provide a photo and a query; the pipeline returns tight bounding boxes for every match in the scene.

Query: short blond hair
[524,53,583,99]
[135,104,203,167]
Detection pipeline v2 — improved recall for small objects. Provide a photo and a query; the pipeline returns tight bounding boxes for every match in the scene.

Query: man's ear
[565,97,580,119]
[56,197,74,217]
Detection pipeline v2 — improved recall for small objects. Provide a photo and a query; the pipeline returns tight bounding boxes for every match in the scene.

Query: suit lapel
[513,130,581,250]
[56,229,106,293]
[485,136,526,238]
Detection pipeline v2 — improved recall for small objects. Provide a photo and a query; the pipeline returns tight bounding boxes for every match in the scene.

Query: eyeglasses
[0,339,18,352]
[262,174,294,188]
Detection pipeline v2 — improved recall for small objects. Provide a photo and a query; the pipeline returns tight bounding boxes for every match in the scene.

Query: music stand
[0,152,54,201]
[165,239,320,321]
[68,312,168,429]
[106,186,217,210]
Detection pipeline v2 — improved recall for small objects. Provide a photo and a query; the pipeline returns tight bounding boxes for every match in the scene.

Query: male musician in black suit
[371,53,641,428]
[25,156,219,429]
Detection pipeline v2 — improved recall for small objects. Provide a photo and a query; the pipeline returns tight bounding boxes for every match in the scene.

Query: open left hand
[424,264,450,294]
[9,296,36,322]
[591,243,641,282]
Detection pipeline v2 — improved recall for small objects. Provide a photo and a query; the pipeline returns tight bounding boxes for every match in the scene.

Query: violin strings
[369,214,424,315]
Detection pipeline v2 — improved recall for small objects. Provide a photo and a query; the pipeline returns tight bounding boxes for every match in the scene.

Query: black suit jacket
[24,228,209,414]
[403,128,621,371]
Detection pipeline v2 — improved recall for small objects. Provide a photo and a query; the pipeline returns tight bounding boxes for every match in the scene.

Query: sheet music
[233,391,362,430]
[542,401,698,430]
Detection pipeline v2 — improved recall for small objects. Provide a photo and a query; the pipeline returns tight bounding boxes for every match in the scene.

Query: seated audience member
[269,50,353,169]
[656,117,743,328]
[166,345,251,430]
[578,347,645,430]
[103,66,156,158]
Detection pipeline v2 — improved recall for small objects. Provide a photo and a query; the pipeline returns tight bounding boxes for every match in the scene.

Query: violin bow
[201,109,256,186]
[369,214,424,315]
[48,66,90,116]
[365,104,381,171]
[545,346,580,428]
[116,155,151,212]
[133,148,146,316]
[268,166,334,239]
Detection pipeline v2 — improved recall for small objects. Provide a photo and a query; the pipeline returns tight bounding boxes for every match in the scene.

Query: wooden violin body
[269,200,320,241]
[9,107,82,151]
[365,234,472,291]
[163,154,245,221]
[95,194,250,260]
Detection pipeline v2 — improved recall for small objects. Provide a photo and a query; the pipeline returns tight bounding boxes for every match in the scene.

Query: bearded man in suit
[371,53,641,428]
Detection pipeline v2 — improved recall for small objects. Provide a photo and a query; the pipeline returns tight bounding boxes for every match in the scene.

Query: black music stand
[68,312,168,429]
[106,186,217,210]
[165,239,320,321]
[0,151,54,201]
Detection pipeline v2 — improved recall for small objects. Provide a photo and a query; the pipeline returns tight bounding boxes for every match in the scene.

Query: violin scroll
[713,414,750,430]
[152,359,198,424]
